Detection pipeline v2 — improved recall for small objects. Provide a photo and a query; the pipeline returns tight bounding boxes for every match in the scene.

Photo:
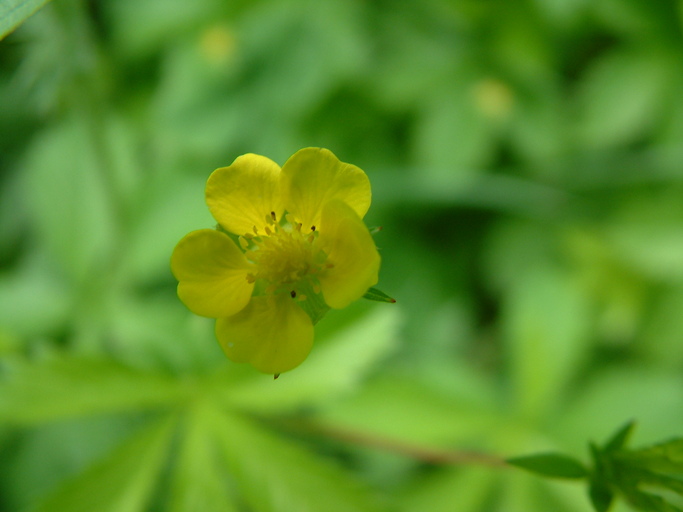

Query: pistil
[240,211,324,290]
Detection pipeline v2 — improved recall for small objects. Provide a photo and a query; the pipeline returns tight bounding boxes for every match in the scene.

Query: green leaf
[363,287,397,303]
[507,452,588,479]
[575,48,670,148]
[316,372,498,450]
[618,438,683,474]
[22,117,117,283]
[622,488,683,512]
[210,408,383,512]
[168,404,238,512]
[502,266,591,419]
[32,414,177,512]
[0,0,50,40]
[588,478,614,512]
[0,357,188,425]
[604,420,637,452]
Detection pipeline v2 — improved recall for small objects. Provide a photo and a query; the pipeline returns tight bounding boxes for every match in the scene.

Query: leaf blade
[0,357,188,425]
[0,0,50,40]
[507,452,588,479]
[210,408,384,512]
[32,414,177,512]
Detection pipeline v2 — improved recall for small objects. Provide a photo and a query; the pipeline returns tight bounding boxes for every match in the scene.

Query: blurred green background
[2,1,683,511]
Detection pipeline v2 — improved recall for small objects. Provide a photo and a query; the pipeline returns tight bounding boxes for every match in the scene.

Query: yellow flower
[171,148,381,374]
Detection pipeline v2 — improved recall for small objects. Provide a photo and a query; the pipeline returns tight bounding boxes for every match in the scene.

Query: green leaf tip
[604,420,637,452]
[363,287,396,303]
[507,452,588,479]
[589,479,614,512]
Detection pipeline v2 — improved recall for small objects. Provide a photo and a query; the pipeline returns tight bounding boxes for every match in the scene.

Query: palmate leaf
[31,414,177,512]
[209,407,384,512]
[168,404,238,512]
[0,0,50,39]
[0,357,188,425]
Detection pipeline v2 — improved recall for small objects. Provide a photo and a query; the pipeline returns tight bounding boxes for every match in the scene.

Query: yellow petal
[281,148,371,230]
[316,200,380,309]
[171,229,254,318]
[206,154,284,236]
[216,294,314,374]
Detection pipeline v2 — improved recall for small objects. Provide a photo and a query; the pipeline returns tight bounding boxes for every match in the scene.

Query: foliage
[2,0,683,511]
[510,422,683,512]
[0,0,50,40]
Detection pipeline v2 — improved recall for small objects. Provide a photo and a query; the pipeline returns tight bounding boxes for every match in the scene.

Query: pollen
[245,216,324,287]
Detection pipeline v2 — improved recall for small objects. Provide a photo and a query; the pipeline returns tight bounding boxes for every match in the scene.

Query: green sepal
[507,452,588,479]
[363,287,396,303]
[296,280,331,326]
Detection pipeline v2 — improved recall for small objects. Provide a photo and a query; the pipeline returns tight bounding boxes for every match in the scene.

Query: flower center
[242,213,324,290]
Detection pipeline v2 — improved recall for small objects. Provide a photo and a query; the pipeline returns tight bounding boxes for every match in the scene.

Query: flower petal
[281,148,371,230]
[206,154,284,236]
[316,200,380,309]
[216,294,314,374]
[171,229,254,318]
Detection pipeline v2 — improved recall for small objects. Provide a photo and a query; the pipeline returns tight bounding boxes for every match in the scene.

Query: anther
[253,225,259,235]
[311,226,316,231]
[295,223,302,232]
[290,290,296,298]
[246,273,256,283]
[271,211,277,222]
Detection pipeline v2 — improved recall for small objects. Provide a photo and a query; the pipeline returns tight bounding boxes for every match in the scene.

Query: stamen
[253,225,259,235]
[307,233,316,243]
[246,273,256,283]
[265,226,273,236]
[311,226,316,231]
[290,290,296,298]
[295,223,302,232]
[271,211,277,222]
[274,373,280,380]
[239,237,249,250]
